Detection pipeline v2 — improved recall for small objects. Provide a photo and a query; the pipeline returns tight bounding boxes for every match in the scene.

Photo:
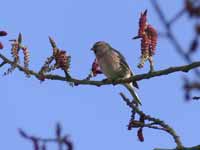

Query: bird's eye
[94,50,97,54]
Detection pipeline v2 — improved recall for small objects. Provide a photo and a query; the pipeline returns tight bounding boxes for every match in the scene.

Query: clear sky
[1,0,200,150]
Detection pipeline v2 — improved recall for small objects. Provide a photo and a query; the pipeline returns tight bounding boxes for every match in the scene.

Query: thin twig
[0,61,6,68]
[168,8,186,26]
[192,96,200,100]
[18,124,73,150]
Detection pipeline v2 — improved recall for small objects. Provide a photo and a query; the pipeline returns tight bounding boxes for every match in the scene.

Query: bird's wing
[112,48,139,89]
[112,48,130,70]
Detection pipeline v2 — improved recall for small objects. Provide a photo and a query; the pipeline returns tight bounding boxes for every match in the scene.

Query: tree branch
[0,53,199,86]
[119,93,183,149]
[150,0,200,78]
[154,145,200,150]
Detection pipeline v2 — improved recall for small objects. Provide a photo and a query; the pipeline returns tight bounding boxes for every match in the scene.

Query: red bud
[0,31,7,36]
[0,42,3,49]
[92,59,102,76]
[137,127,144,142]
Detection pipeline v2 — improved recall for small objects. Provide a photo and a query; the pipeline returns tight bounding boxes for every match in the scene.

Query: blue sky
[1,0,200,150]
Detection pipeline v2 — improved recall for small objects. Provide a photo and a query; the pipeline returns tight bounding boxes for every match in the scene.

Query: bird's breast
[97,53,121,79]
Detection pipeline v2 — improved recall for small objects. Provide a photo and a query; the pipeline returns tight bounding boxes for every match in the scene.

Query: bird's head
[91,41,111,57]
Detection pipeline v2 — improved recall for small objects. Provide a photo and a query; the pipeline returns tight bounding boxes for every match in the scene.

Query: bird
[91,41,141,105]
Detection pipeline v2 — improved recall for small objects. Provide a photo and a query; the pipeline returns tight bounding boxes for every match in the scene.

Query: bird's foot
[102,78,109,82]
[148,68,154,73]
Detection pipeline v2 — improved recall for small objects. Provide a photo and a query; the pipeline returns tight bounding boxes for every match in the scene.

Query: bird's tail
[123,83,142,105]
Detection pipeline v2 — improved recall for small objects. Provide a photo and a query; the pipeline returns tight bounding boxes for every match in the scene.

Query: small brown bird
[91,41,141,105]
